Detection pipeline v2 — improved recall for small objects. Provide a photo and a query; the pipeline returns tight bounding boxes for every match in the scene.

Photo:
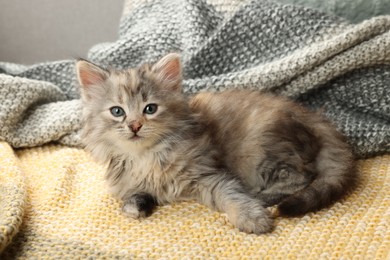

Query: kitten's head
[76,53,190,161]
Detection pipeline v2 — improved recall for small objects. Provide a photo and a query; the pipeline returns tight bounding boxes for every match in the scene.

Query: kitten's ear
[152,53,182,91]
[76,60,109,88]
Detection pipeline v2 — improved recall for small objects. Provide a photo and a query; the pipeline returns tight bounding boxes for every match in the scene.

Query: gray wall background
[0,0,124,64]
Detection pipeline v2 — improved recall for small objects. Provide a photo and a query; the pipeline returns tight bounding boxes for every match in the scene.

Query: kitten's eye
[110,106,125,117]
[143,104,158,115]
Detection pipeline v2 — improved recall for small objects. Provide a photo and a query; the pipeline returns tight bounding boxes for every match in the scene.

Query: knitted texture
[0,0,389,157]
[0,143,26,253]
[275,0,390,23]
[0,142,389,258]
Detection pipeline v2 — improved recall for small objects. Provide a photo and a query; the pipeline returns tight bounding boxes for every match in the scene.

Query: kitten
[76,53,356,234]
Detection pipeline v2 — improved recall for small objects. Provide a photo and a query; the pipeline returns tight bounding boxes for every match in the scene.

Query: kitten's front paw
[122,193,157,219]
[122,202,144,218]
[228,204,273,234]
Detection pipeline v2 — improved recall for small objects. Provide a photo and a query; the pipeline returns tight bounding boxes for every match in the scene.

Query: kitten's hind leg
[122,192,157,218]
[254,159,313,208]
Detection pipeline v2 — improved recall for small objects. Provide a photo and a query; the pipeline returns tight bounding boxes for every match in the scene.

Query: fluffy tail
[278,138,357,216]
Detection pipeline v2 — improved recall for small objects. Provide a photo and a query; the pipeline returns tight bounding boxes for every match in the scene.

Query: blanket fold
[0,143,25,252]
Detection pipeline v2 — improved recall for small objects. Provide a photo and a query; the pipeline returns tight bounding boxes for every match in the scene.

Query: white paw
[229,204,273,234]
[122,203,141,219]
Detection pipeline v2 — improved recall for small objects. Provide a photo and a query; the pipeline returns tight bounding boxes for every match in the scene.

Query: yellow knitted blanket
[0,141,389,259]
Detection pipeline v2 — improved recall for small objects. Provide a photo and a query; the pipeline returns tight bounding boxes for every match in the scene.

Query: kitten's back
[190,89,356,215]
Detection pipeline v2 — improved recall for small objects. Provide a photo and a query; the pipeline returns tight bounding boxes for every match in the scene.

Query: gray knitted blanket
[0,0,389,158]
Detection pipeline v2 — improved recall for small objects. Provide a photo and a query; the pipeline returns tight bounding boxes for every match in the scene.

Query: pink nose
[129,121,142,133]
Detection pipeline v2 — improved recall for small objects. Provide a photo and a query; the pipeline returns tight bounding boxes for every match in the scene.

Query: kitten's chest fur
[107,144,194,203]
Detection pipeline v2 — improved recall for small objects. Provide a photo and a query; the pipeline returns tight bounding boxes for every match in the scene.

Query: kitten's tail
[278,133,357,216]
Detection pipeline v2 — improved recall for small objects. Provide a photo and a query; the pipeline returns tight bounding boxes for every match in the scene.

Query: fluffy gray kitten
[76,53,356,234]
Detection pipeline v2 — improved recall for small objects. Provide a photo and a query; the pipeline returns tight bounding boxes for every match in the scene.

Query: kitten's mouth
[130,135,143,141]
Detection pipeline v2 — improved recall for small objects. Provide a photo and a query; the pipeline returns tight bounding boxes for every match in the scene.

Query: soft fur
[76,53,356,234]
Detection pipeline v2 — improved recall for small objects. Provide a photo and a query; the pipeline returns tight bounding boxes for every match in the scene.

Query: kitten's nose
[129,121,142,133]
